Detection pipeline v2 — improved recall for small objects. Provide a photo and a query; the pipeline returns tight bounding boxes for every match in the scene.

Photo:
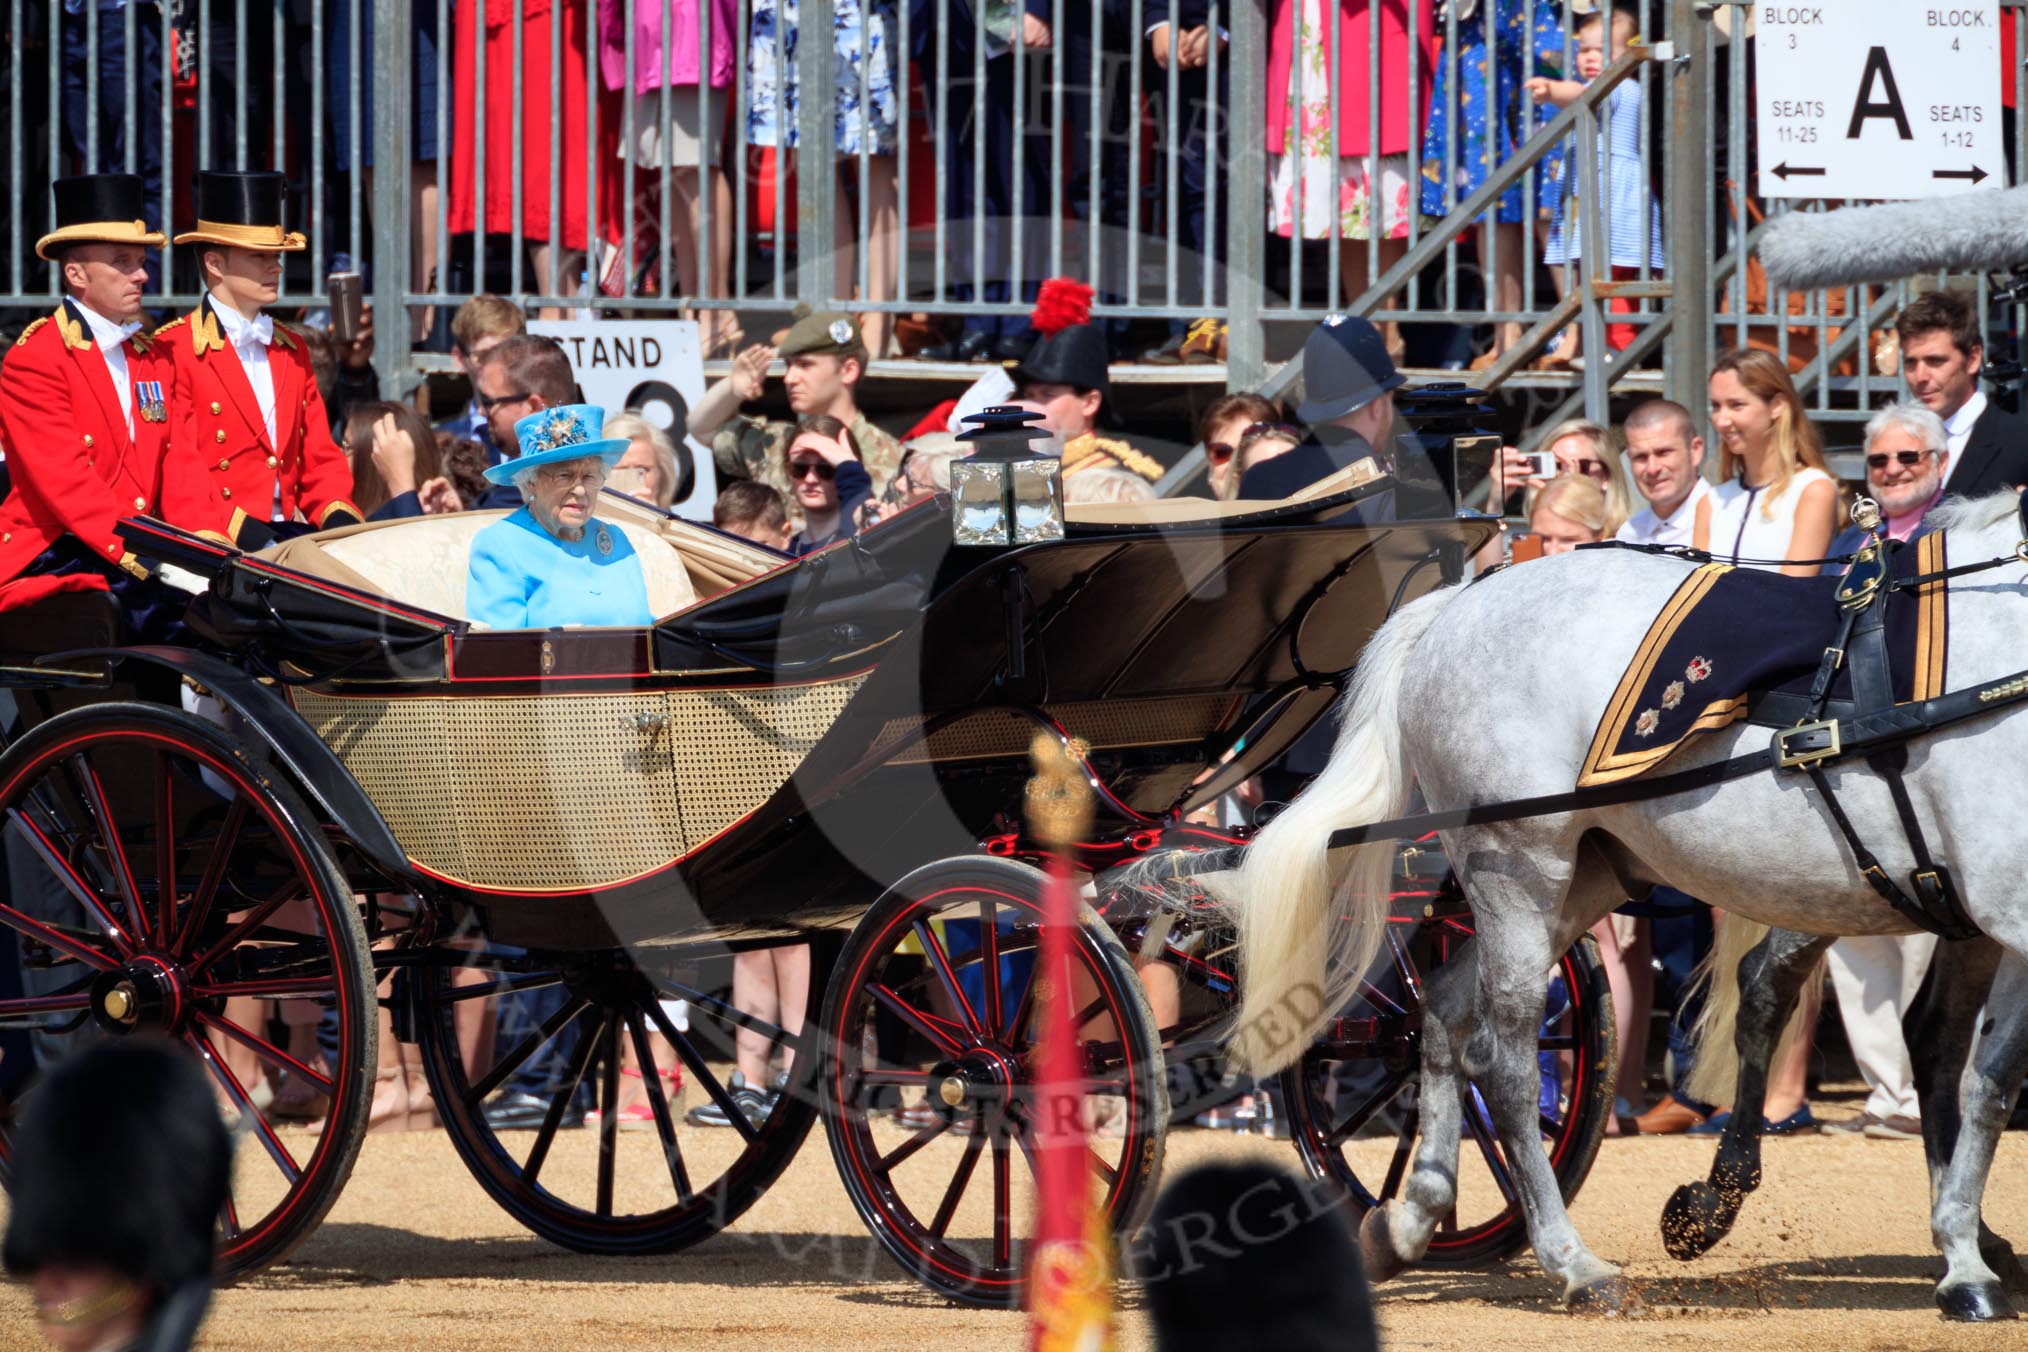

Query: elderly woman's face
[612,438,664,504]
[529,456,607,538]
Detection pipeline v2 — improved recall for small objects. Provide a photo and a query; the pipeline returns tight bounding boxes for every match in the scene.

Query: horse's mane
[1927,488,2021,536]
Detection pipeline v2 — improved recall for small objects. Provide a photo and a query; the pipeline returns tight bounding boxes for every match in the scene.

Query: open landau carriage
[0,422,1611,1306]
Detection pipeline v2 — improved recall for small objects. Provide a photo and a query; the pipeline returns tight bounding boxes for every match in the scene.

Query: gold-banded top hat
[35,174,167,260]
[173,170,307,252]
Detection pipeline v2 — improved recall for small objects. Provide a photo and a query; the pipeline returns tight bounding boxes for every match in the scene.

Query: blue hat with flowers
[485,403,632,485]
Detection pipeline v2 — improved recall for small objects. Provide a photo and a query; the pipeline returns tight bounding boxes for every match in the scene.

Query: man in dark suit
[1896,290,2028,499]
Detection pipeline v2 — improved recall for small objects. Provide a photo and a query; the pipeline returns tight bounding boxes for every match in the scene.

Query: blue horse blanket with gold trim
[1578,533,1948,788]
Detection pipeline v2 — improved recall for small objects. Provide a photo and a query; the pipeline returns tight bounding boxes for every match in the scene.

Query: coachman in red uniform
[0,173,173,654]
[157,171,361,550]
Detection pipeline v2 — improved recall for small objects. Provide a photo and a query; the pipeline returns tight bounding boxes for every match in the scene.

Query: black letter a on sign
[1845,46,1913,140]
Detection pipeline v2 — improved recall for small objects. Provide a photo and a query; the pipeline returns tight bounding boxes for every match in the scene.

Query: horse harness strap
[1788,534,1978,941]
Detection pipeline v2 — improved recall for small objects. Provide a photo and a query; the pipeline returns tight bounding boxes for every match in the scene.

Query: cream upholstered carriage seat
[258,501,786,626]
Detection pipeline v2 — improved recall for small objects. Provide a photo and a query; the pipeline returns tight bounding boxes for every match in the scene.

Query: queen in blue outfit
[465,404,655,629]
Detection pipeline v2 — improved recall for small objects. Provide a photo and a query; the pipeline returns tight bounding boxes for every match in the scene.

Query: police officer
[1010,322,1164,482]
[0,173,174,656]
[688,310,903,523]
[157,171,361,549]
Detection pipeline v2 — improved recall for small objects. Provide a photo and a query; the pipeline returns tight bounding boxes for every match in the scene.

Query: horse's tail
[1226,583,1461,1077]
[1681,915,1818,1108]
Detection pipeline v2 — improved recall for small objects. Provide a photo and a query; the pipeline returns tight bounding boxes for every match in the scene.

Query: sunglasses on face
[1867,449,1931,470]
[789,459,837,481]
[1560,457,1606,478]
[476,389,531,412]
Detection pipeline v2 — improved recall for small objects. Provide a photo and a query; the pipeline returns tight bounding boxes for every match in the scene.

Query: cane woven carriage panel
[867,693,1242,765]
[293,677,864,891]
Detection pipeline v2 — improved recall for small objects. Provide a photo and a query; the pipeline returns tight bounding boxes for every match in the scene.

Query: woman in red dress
[450,0,594,314]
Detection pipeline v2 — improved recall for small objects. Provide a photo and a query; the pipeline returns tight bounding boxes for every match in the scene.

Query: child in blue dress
[1527,5,1665,366]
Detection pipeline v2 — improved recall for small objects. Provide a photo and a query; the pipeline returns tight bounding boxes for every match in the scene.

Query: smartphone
[328,272,364,343]
[1509,532,1545,563]
[1524,449,1557,480]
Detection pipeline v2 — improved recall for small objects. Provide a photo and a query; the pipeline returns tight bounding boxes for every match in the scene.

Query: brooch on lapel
[594,524,613,557]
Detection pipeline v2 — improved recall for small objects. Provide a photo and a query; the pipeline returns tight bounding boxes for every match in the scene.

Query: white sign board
[1754,0,2004,200]
[527,318,713,519]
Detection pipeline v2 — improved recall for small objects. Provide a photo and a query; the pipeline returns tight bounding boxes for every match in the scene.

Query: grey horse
[1225,490,2028,1319]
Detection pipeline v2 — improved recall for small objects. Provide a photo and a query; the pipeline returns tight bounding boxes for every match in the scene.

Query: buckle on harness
[1775,719,1842,768]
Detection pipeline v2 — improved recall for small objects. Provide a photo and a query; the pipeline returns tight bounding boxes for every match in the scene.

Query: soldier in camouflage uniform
[688,310,902,526]
[1011,322,1164,483]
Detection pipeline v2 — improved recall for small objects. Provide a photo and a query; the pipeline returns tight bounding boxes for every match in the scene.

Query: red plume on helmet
[1030,277,1095,336]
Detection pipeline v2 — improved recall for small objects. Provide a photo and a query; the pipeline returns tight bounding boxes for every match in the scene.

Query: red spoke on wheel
[187,1030,299,1185]
[5,809,135,960]
[869,984,966,1058]
[990,1133,1012,1270]
[199,1011,335,1096]
[0,991,93,1022]
[627,1012,693,1205]
[154,752,176,942]
[175,797,246,954]
[913,920,985,1042]
[928,1127,987,1238]
[878,1116,952,1173]
[69,754,148,945]
[647,1000,761,1147]
[978,896,1003,1040]
[189,884,302,976]
[218,1194,241,1242]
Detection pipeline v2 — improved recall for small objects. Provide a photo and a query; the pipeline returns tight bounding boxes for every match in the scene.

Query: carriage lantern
[951,405,1065,546]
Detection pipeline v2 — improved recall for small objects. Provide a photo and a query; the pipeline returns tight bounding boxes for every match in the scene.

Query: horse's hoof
[1982,1239,2028,1295]
[1358,1206,1411,1284]
[1660,1180,1735,1261]
[1938,1281,2018,1322]
[1567,1274,1647,1317]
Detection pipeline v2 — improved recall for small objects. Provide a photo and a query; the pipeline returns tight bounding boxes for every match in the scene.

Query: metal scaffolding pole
[1225,0,1266,390]
[1665,0,1710,421]
[371,0,413,394]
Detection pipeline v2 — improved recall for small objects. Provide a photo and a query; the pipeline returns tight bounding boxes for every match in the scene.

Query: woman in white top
[1707,348,1839,576]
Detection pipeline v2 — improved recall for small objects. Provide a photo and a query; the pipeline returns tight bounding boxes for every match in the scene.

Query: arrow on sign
[1933,166,1990,184]
[1772,163,1827,180]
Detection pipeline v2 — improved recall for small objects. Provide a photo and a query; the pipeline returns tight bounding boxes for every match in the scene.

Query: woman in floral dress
[1268,0,1436,358]
[1418,0,1571,362]
[748,0,901,355]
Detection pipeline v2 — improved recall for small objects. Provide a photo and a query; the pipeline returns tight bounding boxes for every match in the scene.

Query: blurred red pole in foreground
[1025,735,1113,1352]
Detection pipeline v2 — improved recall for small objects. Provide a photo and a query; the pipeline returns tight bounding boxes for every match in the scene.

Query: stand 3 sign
[1754,0,2005,200]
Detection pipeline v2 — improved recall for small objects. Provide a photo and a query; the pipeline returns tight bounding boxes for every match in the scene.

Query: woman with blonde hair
[1536,418,1634,537]
[1707,347,1837,576]
[1525,473,1610,555]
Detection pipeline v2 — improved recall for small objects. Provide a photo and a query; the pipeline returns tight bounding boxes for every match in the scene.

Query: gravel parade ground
[7,1084,2028,1351]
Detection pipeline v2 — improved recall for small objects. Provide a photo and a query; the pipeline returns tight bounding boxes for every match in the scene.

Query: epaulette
[1063,434,1165,482]
[189,308,225,356]
[127,327,152,356]
[270,321,297,351]
[12,317,49,348]
[151,315,189,340]
[55,306,89,351]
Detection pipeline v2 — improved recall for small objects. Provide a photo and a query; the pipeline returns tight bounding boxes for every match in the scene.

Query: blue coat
[465,508,654,629]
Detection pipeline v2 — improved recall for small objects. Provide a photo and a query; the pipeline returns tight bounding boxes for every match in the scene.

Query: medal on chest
[136,380,166,423]
[594,524,613,557]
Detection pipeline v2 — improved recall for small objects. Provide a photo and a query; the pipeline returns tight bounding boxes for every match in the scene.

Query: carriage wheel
[0,702,375,1278]
[821,857,1169,1309]
[414,937,823,1254]
[1280,921,1612,1268]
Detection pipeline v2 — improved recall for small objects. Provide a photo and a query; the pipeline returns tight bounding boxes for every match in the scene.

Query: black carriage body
[111,487,1491,950]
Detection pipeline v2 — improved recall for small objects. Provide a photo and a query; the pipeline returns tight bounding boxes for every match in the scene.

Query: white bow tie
[112,318,142,343]
[239,313,274,348]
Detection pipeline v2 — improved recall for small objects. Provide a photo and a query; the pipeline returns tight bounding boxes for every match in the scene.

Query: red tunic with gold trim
[0,301,171,613]
[157,296,361,548]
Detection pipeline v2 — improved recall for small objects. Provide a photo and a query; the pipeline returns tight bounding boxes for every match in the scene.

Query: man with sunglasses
[1813,399,1950,1144]
[471,334,581,509]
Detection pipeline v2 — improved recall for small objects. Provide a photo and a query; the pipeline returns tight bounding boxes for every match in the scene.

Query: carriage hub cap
[90,958,185,1034]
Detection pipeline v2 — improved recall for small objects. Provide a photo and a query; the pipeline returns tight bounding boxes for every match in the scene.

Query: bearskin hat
[4,1039,232,1293]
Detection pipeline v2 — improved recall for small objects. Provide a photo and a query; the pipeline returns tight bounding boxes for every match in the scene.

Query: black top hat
[174,170,306,251]
[1296,314,1405,423]
[1011,324,1114,416]
[35,173,166,260]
